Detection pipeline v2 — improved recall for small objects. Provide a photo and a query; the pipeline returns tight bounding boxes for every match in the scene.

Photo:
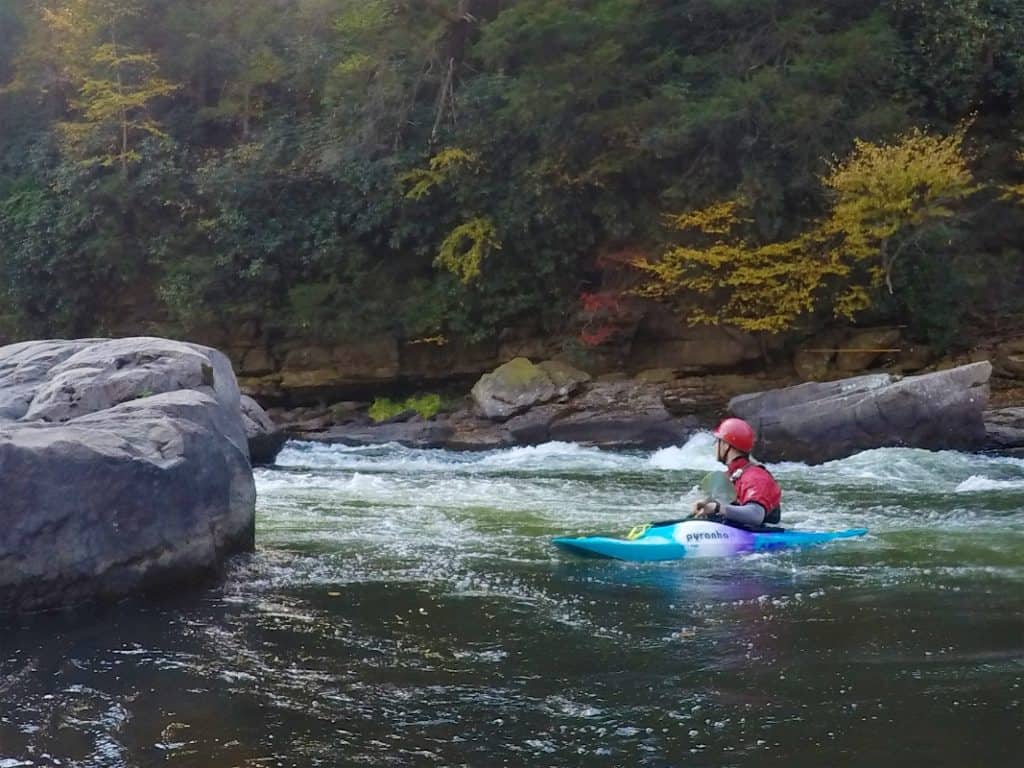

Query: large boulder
[0,338,256,613]
[241,394,287,465]
[728,362,992,463]
[471,357,589,421]
[496,380,697,449]
[548,381,697,448]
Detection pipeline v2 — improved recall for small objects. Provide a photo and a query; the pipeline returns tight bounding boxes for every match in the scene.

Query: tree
[38,0,178,172]
[632,124,980,332]
[891,0,1024,115]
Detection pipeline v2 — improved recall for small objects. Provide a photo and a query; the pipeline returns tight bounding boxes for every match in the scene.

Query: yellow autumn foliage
[634,123,979,332]
[40,1,179,170]
[435,217,501,283]
[1002,151,1024,204]
[400,148,479,200]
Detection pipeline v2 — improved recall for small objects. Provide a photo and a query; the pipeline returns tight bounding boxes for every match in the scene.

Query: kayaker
[692,417,782,529]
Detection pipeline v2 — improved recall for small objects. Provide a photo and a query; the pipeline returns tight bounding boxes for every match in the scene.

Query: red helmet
[713,418,755,453]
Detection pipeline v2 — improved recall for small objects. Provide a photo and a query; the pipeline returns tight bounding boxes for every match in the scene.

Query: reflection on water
[2,436,1022,766]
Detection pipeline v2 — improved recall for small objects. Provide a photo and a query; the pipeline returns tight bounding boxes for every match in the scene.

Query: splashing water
[2,435,1022,767]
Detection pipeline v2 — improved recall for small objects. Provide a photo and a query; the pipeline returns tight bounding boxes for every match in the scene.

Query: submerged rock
[0,337,256,613]
[728,362,992,463]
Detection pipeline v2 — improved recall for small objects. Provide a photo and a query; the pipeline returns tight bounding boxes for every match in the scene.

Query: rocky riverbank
[260,355,1024,463]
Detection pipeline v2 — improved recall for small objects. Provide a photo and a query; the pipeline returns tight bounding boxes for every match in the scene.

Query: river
[1,434,1022,767]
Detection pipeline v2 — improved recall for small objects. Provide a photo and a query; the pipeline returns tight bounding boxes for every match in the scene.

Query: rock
[496,336,560,364]
[983,407,1024,452]
[0,339,102,420]
[728,361,992,463]
[792,331,842,381]
[314,421,455,449]
[289,414,335,433]
[660,375,775,419]
[932,348,993,371]
[628,323,761,373]
[444,411,513,451]
[834,327,902,373]
[505,405,561,444]
[794,328,905,380]
[375,408,418,424]
[536,360,591,393]
[471,358,560,421]
[0,338,256,613]
[994,336,1024,379]
[548,381,697,449]
[241,395,286,465]
[238,347,276,376]
[237,373,285,400]
[889,344,934,374]
[330,401,368,420]
[399,340,497,381]
[635,368,677,384]
[279,338,400,393]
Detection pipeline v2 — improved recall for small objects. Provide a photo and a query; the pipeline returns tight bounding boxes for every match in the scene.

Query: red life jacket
[727,457,782,524]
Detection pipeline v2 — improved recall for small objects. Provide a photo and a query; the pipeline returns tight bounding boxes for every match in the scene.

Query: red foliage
[579,291,622,313]
[579,326,617,347]
[578,290,629,347]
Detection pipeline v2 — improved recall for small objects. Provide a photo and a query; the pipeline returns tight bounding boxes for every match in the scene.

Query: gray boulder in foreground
[728,362,992,463]
[0,338,256,613]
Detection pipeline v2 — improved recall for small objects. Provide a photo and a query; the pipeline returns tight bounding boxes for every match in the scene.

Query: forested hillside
[1,0,1022,353]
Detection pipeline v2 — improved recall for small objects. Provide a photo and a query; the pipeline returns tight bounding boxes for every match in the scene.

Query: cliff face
[196,315,774,405]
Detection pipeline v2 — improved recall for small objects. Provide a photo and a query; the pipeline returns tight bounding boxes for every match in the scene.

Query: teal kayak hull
[552,520,868,561]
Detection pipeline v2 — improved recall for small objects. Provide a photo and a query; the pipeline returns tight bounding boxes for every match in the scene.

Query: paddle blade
[700,470,733,501]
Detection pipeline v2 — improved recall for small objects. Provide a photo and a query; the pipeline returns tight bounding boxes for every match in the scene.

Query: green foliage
[368,393,443,423]
[0,0,1021,353]
[891,0,1024,115]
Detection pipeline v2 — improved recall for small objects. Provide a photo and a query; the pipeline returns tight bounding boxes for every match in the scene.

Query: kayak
[552,520,868,561]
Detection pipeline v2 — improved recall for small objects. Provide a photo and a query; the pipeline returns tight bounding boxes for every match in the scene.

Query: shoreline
[259,365,1024,461]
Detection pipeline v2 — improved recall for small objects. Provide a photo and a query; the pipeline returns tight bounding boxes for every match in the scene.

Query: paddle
[626,470,733,539]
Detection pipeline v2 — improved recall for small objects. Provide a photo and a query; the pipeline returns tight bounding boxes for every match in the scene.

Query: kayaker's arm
[695,499,767,527]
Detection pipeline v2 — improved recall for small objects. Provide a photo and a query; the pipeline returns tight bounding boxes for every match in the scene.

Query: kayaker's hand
[693,499,721,519]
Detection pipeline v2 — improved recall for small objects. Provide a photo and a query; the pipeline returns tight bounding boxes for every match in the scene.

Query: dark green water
[2,436,1022,767]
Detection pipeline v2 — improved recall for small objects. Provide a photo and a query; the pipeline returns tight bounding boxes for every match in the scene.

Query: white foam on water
[247,437,1024,604]
[475,441,640,472]
[954,475,1024,493]
[649,432,722,472]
